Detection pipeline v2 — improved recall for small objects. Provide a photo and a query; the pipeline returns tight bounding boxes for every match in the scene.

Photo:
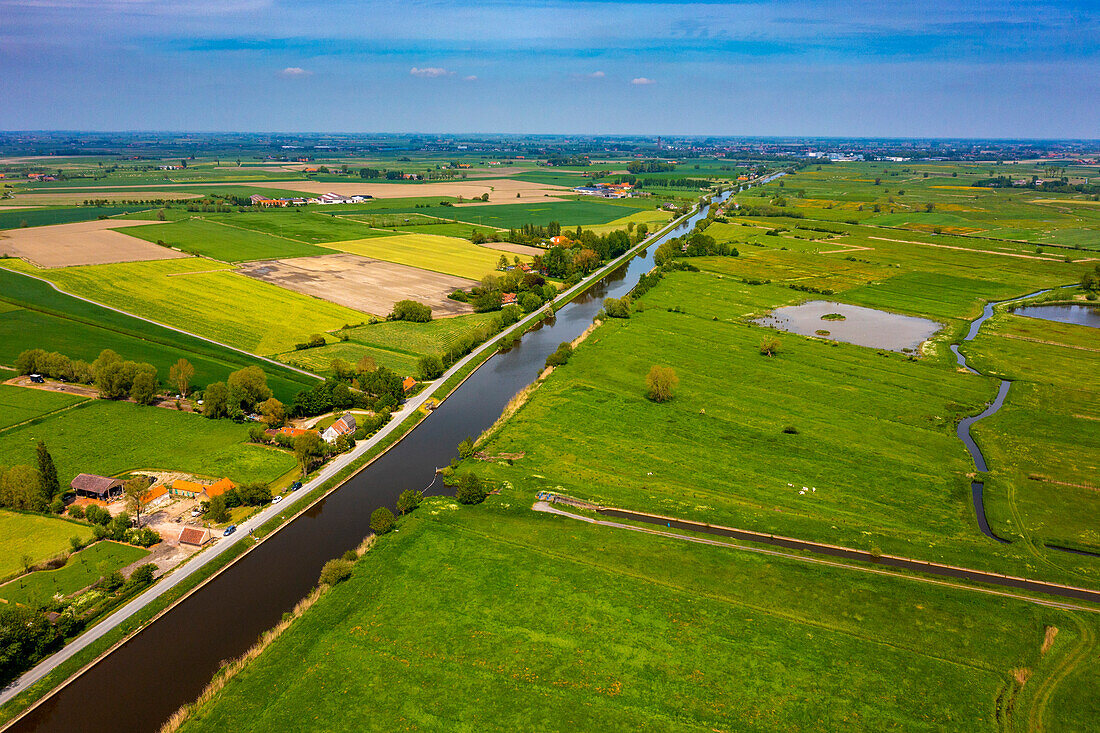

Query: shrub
[759,336,781,356]
[319,558,354,586]
[396,489,424,515]
[457,437,475,459]
[128,563,156,586]
[417,354,444,380]
[544,342,573,368]
[391,299,433,323]
[68,505,85,520]
[782,425,800,434]
[342,549,358,562]
[370,507,396,535]
[100,571,125,592]
[455,473,487,505]
[604,297,632,318]
[84,504,111,526]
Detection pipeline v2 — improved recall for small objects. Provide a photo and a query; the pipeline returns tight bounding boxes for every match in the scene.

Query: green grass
[177,497,1100,732]
[3,258,368,356]
[0,384,86,430]
[0,400,296,487]
[116,218,331,262]
[203,211,387,244]
[0,267,317,402]
[0,511,95,578]
[0,206,148,230]
[0,541,148,607]
[324,233,521,280]
[367,200,651,228]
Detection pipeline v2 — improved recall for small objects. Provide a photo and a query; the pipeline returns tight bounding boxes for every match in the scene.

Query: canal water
[12,194,729,733]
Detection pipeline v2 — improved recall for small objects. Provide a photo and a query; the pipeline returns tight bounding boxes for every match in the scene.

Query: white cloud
[279,66,311,77]
[410,66,453,78]
[630,77,655,85]
[587,70,605,78]
[463,75,478,81]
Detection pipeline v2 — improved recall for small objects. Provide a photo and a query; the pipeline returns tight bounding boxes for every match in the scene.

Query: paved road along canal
[7,194,729,733]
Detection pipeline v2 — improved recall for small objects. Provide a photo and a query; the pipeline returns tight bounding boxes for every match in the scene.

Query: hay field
[237,253,475,318]
[323,232,520,280]
[0,219,189,267]
[3,258,367,355]
[246,177,568,202]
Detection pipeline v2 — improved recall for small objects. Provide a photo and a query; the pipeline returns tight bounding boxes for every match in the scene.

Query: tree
[169,358,195,398]
[396,489,423,515]
[391,299,433,323]
[205,494,229,524]
[129,371,158,406]
[417,354,444,380]
[603,297,632,319]
[497,253,509,270]
[294,431,324,477]
[646,365,679,403]
[759,336,781,357]
[457,437,475,458]
[0,465,46,512]
[356,355,377,374]
[36,441,60,502]
[259,397,286,427]
[227,366,272,412]
[370,506,395,534]
[455,473,487,505]
[123,477,149,527]
[202,382,229,418]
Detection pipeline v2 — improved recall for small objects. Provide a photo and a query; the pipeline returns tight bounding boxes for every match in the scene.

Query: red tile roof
[178,527,209,546]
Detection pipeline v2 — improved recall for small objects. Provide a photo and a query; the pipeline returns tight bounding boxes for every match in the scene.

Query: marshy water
[756,300,941,351]
[1013,303,1100,329]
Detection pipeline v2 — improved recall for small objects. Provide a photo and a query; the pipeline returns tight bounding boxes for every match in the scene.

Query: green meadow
[0,400,295,487]
[0,206,147,230]
[0,541,149,607]
[116,218,331,262]
[0,511,95,578]
[177,497,1100,733]
[0,384,86,430]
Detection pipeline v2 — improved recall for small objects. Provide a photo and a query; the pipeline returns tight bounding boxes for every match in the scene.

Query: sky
[1,0,1097,138]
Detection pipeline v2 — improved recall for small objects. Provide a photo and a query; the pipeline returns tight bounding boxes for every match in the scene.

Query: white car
[190,509,201,517]
[271,495,283,504]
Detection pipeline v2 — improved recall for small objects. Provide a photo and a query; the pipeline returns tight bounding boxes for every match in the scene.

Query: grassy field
[3,258,368,356]
[0,511,95,578]
[0,541,148,607]
[0,206,148,230]
[117,218,331,262]
[203,211,386,244]
[277,312,501,377]
[585,208,674,235]
[0,268,316,402]
[370,199,653,228]
[176,497,1100,732]
[0,384,86,430]
[323,233,519,280]
[0,400,296,487]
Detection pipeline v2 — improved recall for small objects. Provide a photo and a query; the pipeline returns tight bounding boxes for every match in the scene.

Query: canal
[12,193,730,733]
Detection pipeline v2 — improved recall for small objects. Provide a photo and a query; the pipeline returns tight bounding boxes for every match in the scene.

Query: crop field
[372,199,654,228]
[0,268,316,403]
[176,498,1100,733]
[278,341,420,378]
[0,541,149,607]
[0,384,86,430]
[0,219,189,268]
[3,258,368,356]
[202,211,386,244]
[584,208,674,235]
[0,511,95,579]
[324,232,516,280]
[0,400,296,487]
[117,218,331,262]
[0,206,148,230]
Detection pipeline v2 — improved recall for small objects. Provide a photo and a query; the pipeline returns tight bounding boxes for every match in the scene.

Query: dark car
[223,525,237,537]
[290,481,303,491]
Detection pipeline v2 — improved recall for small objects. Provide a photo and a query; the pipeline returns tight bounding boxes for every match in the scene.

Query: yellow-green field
[322,232,523,280]
[584,208,674,235]
[4,258,367,356]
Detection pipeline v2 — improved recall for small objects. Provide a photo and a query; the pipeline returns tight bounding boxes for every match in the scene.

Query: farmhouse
[402,376,417,393]
[502,292,517,306]
[317,192,372,205]
[71,473,124,500]
[322,414,356,443]
[141,484,170,509]
[249,194,286,207]
[549,235,570,246]
[169,477,236,501]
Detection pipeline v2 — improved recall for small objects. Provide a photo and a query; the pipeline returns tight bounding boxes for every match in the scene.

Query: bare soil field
[0,219,189,267]
[236,253,476,318]
[246,177,569,202]
[475,240,544,256]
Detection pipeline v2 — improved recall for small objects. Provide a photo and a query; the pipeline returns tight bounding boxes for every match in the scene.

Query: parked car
[223,525,236,536]
[271,495,283,504]
[190,508,201,518]
[290,481,303,491]
[29,374,45,383]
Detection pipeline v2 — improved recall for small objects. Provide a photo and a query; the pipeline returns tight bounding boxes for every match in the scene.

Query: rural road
[533,501,1100,610]
[0,194,709,709]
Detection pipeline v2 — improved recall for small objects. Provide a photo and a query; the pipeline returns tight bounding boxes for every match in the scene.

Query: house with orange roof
[402,376,417,393]
[141,484,170,508]
[169,478,236,501]
[501,292,517,306]
[204,477,236,499]
[549,235,570,246]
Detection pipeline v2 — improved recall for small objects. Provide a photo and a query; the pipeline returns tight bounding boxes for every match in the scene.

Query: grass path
[1024,613,1096,731]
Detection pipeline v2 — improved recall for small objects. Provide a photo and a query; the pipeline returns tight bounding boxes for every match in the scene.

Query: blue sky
[1,0,1097,137]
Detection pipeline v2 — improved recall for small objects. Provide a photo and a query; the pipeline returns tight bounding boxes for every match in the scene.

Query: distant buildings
[572,182,634,198]
[248,192,370,207]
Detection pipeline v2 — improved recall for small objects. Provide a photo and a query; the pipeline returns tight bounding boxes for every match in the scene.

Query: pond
[755,300,941,351]
[1012,303,1100,329]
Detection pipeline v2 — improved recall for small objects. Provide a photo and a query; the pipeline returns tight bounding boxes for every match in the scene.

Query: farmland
[117,218,331,262]
[0,385,86,430]
[0,542,149,607]
[175,497,1100,733]
[0,400,296,487]
[362,199,656,228]
[0,219,189,268]
[325,232,518,280]
[0,268,316,403]
[2,258,368,355]
[0,511,95,579]
[0,206,147,230]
